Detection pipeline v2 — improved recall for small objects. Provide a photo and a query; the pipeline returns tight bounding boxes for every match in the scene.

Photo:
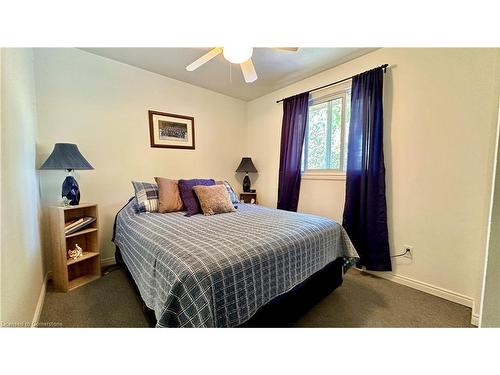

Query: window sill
[301,172,346,181]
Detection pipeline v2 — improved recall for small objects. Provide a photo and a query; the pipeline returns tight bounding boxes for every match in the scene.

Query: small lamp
[235,157,258,192]
[40,143,94,206]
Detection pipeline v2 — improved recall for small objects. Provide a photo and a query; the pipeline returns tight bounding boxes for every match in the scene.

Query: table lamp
[40,143,94,205]
[235,157,258,192]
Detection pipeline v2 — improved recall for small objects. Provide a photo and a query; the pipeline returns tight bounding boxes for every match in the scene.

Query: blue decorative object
[62,174,80,205]
[40,143,94,206]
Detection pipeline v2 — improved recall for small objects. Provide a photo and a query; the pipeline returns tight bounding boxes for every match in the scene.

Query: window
[302,83,351,179]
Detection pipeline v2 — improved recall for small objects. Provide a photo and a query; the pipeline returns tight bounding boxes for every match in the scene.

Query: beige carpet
[293,270,473,327]
[39,267,473,328]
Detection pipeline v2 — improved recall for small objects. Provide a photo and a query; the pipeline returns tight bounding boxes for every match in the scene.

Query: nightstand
[49,203,101,292]
[240,192,257,204]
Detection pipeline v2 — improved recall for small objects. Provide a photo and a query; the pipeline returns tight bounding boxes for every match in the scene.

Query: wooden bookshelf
[65,227,98,239]
[66,251,99,266]
[49,203,101,292]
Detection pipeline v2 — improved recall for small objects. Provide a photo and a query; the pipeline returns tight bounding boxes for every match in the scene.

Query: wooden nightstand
[49,203,101,292]
[240,192,257,204]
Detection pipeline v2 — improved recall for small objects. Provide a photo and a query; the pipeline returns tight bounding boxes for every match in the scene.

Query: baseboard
[357,268,474,308]
[31,272,49,328]
[357,268,479,325]
[101,256,116,267]
[471,314,479,327]
[359,269,479,326]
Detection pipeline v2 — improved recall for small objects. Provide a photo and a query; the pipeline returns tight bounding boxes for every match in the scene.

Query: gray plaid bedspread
[113,200,358,327]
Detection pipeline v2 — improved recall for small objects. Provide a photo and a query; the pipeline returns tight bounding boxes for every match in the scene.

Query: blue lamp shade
[40,143,94,171]
[40,143,94,206]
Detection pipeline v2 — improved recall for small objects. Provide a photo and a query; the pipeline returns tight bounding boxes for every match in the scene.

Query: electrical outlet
[403,245,413,259]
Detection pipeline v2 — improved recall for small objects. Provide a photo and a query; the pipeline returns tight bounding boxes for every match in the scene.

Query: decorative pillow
[178,178,215,216]
[154,177,184,213]
[132,181,159,213]
[216,180,239,204]
[193,185,236,216]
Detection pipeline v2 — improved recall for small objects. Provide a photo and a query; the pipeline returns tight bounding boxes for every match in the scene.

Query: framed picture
[148,110,195,149]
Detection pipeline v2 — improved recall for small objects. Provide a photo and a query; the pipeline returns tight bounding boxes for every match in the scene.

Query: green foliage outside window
[303,90,350,171]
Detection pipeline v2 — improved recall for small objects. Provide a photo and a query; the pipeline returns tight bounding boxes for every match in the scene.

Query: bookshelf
[49,203,101,292]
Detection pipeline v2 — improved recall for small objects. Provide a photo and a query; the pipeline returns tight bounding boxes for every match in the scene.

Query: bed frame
[115,246,344,327]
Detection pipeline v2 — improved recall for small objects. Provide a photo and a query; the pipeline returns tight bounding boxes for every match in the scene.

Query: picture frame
[148,110,195,149]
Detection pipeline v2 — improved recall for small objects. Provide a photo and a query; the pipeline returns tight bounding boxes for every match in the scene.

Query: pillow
[216,180,239,204]
[193,185,236,216]
[154,177,184,213]
[132,181,159,213]
[178,178,215,216]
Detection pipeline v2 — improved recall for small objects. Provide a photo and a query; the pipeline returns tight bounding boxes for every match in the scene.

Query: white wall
[0,48,45,325]
[30,48,500,323]
[0,48,3,325]
[34,48,247,265]
[479,51,500,327]
[247,48,500,318]
[480,100,500,327]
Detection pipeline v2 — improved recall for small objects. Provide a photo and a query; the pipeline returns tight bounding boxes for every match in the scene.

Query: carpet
[39,267,473,328]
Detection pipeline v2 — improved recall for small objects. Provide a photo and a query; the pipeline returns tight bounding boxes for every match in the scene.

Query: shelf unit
[240,192,257,204]
[49,203,101,292]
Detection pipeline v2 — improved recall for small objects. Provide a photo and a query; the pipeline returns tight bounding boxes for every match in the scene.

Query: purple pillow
[178,179,215,216]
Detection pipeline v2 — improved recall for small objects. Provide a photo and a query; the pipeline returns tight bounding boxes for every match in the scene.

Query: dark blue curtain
[277,92,310,211]
[342,67,391,271]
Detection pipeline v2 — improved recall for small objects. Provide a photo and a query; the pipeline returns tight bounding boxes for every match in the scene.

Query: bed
[113,198,358,327]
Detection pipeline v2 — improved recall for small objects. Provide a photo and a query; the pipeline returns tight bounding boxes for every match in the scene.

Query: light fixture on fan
[186,47,298,83]
[222,47,253,64]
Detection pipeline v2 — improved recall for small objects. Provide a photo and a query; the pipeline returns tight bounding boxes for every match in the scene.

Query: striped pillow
[132,181,159,213]
[216,180,239,204]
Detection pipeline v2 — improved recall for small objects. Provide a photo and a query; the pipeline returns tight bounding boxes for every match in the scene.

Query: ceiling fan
[186,47,299,83]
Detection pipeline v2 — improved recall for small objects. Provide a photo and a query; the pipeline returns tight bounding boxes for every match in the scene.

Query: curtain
[342,67,392,271]
[277,92,310,211]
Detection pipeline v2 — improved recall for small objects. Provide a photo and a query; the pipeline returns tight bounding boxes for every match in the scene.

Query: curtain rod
[275,63,389,104]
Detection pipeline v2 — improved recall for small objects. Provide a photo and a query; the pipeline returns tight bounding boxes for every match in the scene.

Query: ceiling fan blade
[273,47,299,52]
[240,59,258,83]
[186,48,222,71]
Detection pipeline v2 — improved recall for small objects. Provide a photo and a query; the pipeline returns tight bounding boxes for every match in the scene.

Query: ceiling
[81,48,375,101]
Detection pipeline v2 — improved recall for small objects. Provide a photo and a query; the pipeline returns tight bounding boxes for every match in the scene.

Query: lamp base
[243,174,251,193]
[62,175,80,205]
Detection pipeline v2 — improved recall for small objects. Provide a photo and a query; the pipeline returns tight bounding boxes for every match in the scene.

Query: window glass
[303,86,350,173]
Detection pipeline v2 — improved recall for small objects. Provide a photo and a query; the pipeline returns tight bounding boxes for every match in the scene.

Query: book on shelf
[65,216,96,235]
[65,218,84,230]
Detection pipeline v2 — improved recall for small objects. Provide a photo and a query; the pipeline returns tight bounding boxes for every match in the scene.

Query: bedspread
[113,199,358,327]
